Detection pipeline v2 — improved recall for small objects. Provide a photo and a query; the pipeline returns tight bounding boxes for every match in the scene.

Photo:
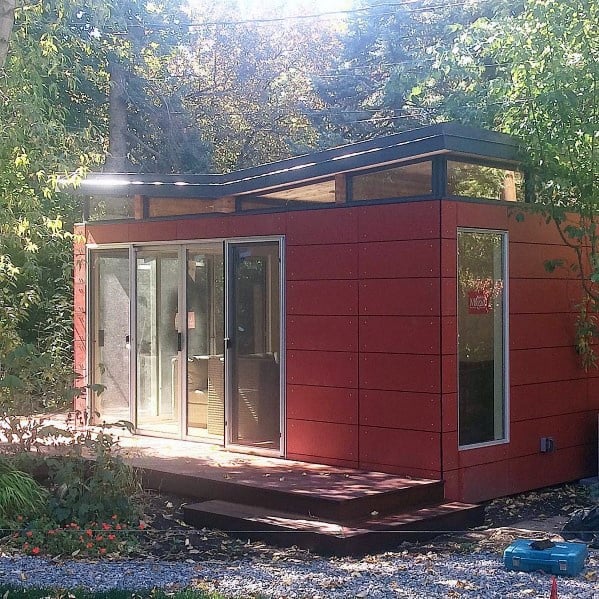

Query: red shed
[73,123,599,504]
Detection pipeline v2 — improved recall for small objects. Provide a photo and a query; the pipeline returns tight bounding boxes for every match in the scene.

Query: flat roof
[74,122,520,199]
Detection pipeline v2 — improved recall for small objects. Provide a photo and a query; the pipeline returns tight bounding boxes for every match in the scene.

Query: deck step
[182,499,485,555]
[142,467,444,521]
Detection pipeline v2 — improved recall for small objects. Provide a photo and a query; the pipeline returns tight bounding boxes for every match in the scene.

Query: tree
[0,0,14,69]
[311,0,512,144]
[437,0,598,365]
[182,0,339,171]
[0,0,206,406]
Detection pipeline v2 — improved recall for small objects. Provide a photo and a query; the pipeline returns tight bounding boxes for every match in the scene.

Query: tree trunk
[0,0,15,70]
[105,59,129,171]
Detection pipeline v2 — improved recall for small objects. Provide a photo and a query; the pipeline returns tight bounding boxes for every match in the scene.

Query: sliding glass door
[89,238,282,454]
[89,250,130,422]
[135,249,181,434]
[185,246,225,439]
[226,240,282,452]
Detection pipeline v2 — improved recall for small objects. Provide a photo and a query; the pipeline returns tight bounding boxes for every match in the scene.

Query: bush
[45,430,142,525]
[0,457,48,526]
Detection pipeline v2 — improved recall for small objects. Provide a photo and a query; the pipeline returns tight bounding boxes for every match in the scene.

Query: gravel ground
[0,548,597,598]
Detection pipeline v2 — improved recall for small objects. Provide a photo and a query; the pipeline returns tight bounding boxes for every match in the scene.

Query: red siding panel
[441,277,457,316]
[87,223,130,244]
[73,283,86,313]
[287,208,358,245]
[287,385,358,424]
[359,316,439,355]
[457,460,511,502]
[509,412,597,458]
[441,317,457,355]
[440,200,457,239]
[441,238,456,277]
[508,445,596,494]
[442,432,459,471]
[585,378,599,410]
[174,216,230,240]
[509,211,573,245]
[510,279,581,314]
[442,393,458,433]
[73,339,86,378]
[511,379,588,421]
[511,347,583,386]
[286,385,358,424]
[359,390,440,432]
[287,244,357,280]
[456,202,509,230]
[73,255,86,285]
[510,242,579,279]
[287,350,358,388]
[287,419,358,461]
[129,221,178,242]
[360,353,440,393]
[228,212,285,237]
[74,313,86,342]
[360,279,439,316]
[510,313,575,350]
[359,240,439,278]
[441,354,457,394]
[358,201,439,241]
[287,316,358,352]
[288,280,358,315]
[360,427,441,471]
[455,442,509,469]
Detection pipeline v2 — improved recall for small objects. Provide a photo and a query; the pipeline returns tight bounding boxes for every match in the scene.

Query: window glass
[88,196,134,220]
[458,230,506,446]
[351,161,432,201]
[149,197,234,217]
[447,161,523,201]
[247,180,336,207]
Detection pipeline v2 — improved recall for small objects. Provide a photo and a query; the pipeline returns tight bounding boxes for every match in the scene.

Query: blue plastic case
[504,539,588,576]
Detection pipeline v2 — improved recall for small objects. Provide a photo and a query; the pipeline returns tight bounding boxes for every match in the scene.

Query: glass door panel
[90,250,130,423]
[227,241,281,451]
[185,245,225,439]
[136,249,181,435]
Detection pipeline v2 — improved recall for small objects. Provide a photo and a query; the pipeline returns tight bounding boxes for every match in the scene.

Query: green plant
[0,457,48,526]
[46,430,141,525]
[10,515,140,557]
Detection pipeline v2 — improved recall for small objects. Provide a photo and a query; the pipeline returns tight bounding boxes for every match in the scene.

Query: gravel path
[0,548,597,598]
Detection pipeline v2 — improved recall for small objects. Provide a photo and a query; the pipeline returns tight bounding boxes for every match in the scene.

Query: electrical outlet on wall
[540,437,555,453]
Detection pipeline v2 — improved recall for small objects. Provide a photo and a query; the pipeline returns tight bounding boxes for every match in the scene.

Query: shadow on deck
[118,435,484,555]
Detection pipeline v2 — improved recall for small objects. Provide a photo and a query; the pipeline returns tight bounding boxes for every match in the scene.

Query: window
[447,161,523,201]
[242,179,336,210]
[458,230,507,447]
[350,161,432,201]
[87,196,134,221]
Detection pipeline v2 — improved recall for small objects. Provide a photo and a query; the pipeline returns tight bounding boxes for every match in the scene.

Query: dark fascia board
[74,122,520,199]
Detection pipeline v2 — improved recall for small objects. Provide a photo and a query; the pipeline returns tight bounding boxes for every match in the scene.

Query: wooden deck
[118,435,484,555]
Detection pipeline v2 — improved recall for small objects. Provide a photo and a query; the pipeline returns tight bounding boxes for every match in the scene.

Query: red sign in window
[468,290,492,314]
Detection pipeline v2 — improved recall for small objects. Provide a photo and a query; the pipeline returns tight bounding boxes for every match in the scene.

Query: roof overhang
[73,122,520,199]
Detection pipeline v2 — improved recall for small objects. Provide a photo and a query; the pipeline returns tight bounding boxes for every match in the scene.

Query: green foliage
[184,0,338,171]
[11,516,138,557]
[44,430,141,525]
[0,457,48,526]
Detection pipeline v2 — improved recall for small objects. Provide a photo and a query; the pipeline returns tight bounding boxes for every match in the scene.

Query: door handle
[224,337,232,350]
[177,332,182,352]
